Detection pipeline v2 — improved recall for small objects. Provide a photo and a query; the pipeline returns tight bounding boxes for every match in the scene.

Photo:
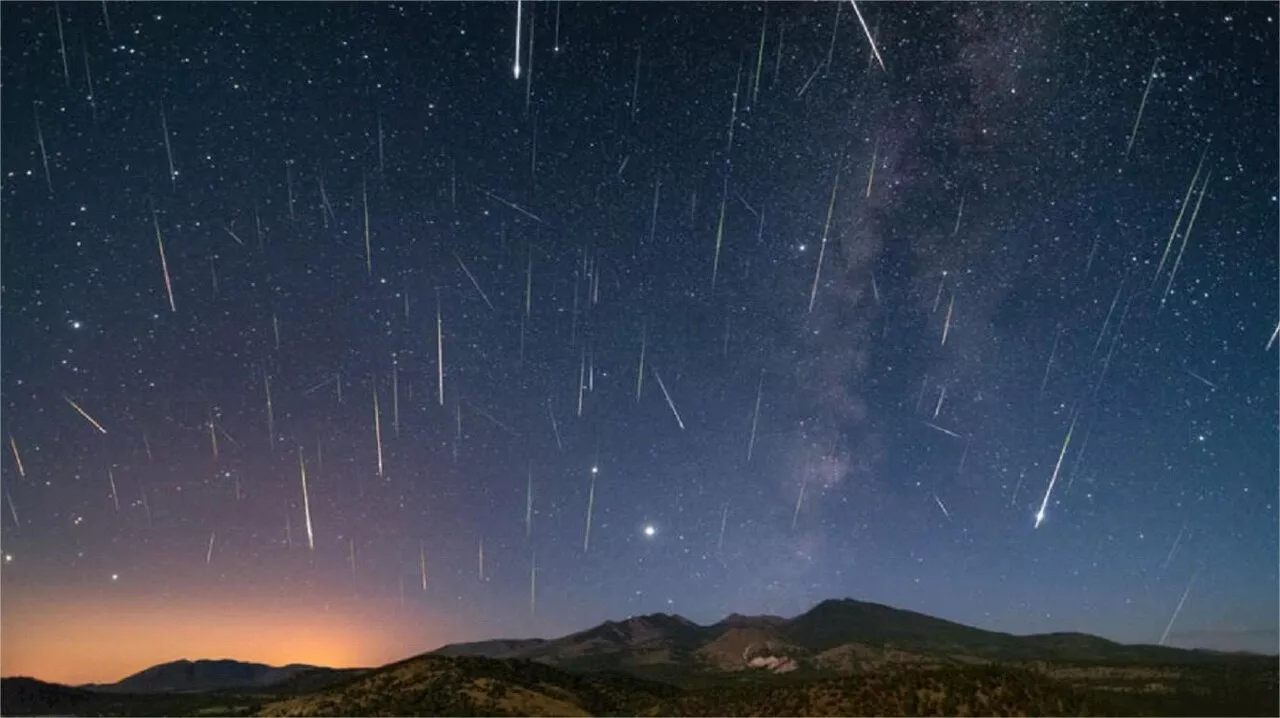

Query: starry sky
[2,1,1277,685]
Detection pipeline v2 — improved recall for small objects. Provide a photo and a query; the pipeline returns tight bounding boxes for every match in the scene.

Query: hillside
[0,676,258,717]
[87,659,335,694]
[437,598,1241,676]
[652,662,1279,717]
[257,653,680,717]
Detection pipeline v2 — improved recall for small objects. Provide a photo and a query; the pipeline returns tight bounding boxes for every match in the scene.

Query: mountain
[1,677,103,716]
[86,658,340,693]
[5,598,1275,716]
[432,637,547,659]
[436,597,1256,677]
[435,613,710,677]
[257,653,680,717]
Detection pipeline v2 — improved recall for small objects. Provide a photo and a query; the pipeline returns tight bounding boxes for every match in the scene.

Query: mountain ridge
[434,596,1247,676]
[81,658,348,694]
[3,596,1275,716]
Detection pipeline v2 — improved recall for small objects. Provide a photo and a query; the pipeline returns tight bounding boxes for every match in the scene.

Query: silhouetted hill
[257,653,680,716]
[2,677,102,716]
[433,637,548,659]
[86,658,333,693]
[1,676,257,717]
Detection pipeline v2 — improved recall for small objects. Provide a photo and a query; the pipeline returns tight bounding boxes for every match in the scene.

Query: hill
[84,658,338,694]
[257,653,680,717]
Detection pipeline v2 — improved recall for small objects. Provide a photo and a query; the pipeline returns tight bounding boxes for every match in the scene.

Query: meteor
[298,448,314,550]
[1034,412,1078,529]
[848,0,885,72]
[651,366,685,430]
[64,395,107,434]
[9,435,25,477]
[513,0,523,79]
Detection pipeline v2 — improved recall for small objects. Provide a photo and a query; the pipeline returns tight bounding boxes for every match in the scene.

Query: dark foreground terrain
[4,656,1276,717]
[5,599,1276,716]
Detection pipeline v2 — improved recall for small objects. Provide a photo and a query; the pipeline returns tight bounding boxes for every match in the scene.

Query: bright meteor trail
[1034,412,1078,529]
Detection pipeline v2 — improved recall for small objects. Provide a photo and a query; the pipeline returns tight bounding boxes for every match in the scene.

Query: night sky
[2,1,1277,685]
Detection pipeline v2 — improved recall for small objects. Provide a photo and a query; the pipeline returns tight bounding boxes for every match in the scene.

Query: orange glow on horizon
[1,591,448,685]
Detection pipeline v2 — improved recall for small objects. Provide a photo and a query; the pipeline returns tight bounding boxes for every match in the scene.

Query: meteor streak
[222,224,245,246]
[1159,569,1199,646]
[923,421,963,439]
[6,490,18,528]
[436,288,445,406]
[108,470,119,511]
[865,138,878,198]
[792,481,806,529]
[635,322,647,402]
[577,350,586,417]
[1183,368,1218,390]
[932,493,952,521]
[476,185,544,223]
[153,211,177,312]
[34,103,52,193]
[529,550,537,616]
[652,366,685,430]
[525,465,533,539]
[941,295,954,346]
[513,0,523,79]
[1163,525,1187,570]
[362,174,372,275]
[752,7,767,104]
[1125,56,1160,158]
[299,448,314,550]
[809,171,840,313]
[1161,171,1211,308]
[64,395,107,434]
[392,362,400,437]
[711,177,727,290]
[264,371,275,449]
[1034,412,1078,529]
[373,378,384,477]
[1154,146,1208,284]
[718,503,728,552]
[9,435,25,477]
[583,467,596,552]
[55,2,69,85]
[455,252,495,310]
[1039,327,1062,398]
[160,104,176,189]
[208,411,219,461]
[420,541,428,591]
[848,0,885,72]
[548,397,563,450]
[747,370,763,461]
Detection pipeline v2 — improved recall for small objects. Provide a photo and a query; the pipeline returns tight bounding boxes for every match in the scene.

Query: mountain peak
[99,658,326,693]
[620,612,698,628]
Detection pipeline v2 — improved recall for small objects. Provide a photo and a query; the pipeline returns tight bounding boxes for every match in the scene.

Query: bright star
[643,524,656,537]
